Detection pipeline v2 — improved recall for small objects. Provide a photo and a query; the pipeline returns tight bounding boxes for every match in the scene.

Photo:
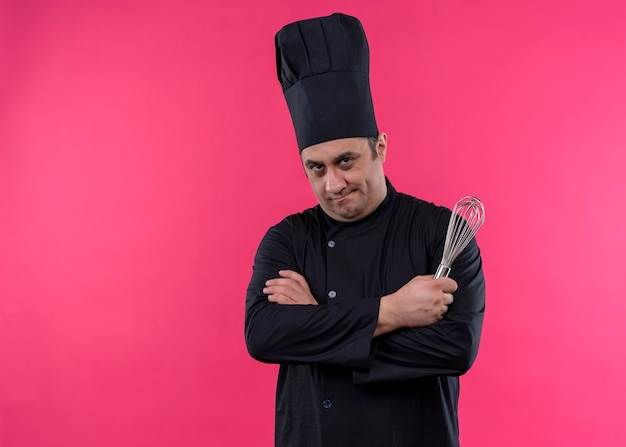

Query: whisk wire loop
[434,196,485,279]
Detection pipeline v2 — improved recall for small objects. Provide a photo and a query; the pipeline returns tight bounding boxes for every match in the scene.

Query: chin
[336,209,362,221]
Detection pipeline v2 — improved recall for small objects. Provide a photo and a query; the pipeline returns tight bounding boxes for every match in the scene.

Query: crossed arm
[263,269,458,337]
[245,218,485,380]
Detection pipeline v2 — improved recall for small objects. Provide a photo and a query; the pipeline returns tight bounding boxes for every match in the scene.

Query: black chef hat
[275,13,378,151]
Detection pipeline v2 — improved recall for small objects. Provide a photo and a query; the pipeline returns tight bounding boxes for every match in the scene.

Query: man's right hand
[374,275,457,337]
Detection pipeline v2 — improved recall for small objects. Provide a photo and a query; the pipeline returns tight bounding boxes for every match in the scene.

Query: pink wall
[2,0,625,446]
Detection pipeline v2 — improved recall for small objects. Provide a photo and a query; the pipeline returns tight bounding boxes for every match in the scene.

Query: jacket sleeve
[244,219,380,368]
[352,235,486,385]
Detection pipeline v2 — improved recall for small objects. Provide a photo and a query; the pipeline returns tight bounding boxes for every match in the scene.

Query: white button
[328,240,335,248]
[328,290,337,299]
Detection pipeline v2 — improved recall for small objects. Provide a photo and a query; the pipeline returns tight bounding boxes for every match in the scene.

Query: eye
[339,157,353,168]
[309,163,326,175]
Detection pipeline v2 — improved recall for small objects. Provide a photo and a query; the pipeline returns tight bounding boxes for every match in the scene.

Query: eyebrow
[304,151,361,167]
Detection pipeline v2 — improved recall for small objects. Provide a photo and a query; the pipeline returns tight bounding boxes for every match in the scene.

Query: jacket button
[328,290,337,299]
[327,240,336,248]
[322,399,332,409]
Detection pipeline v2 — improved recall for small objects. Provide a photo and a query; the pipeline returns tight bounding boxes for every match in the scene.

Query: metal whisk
[434,196,485,279]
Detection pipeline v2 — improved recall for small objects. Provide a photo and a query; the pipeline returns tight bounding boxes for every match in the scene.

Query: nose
[325,168,346,195]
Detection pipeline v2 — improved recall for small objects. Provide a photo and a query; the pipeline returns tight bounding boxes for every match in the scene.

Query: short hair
[367,136,378,159]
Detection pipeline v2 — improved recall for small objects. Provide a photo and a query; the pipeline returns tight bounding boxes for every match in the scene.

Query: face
[300,134,388,222]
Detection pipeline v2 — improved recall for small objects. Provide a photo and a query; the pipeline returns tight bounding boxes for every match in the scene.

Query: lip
[332,190,354,202]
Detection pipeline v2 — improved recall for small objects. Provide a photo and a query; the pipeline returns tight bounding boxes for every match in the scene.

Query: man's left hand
[263,270,318,305]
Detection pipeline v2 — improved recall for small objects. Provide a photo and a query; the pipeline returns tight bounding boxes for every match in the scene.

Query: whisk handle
[434,264,451,279]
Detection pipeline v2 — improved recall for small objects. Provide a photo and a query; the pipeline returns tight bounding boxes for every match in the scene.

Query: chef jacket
[245,180,485,446]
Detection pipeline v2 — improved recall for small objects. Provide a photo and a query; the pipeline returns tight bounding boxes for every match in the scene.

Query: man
[245,13,485,447]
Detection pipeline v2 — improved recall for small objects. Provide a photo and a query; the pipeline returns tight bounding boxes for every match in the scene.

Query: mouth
[332,190,355,202]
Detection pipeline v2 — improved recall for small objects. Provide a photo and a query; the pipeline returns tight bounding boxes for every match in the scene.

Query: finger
[442,293,454,306]
[269,294,288,303]
[264,284,296,297]
[278,270,311,292]
[267,293,294,305]
[415,274,435,281]
[265,279,303,298]
[265,278,289,287]
[265,277,299,289]
[266,270,301,284]
[434,277,458,293]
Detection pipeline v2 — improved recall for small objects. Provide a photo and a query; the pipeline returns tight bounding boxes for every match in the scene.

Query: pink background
[2,0,625,446]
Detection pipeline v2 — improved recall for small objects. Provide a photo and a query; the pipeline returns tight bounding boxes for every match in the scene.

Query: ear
[376,133,388,162]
